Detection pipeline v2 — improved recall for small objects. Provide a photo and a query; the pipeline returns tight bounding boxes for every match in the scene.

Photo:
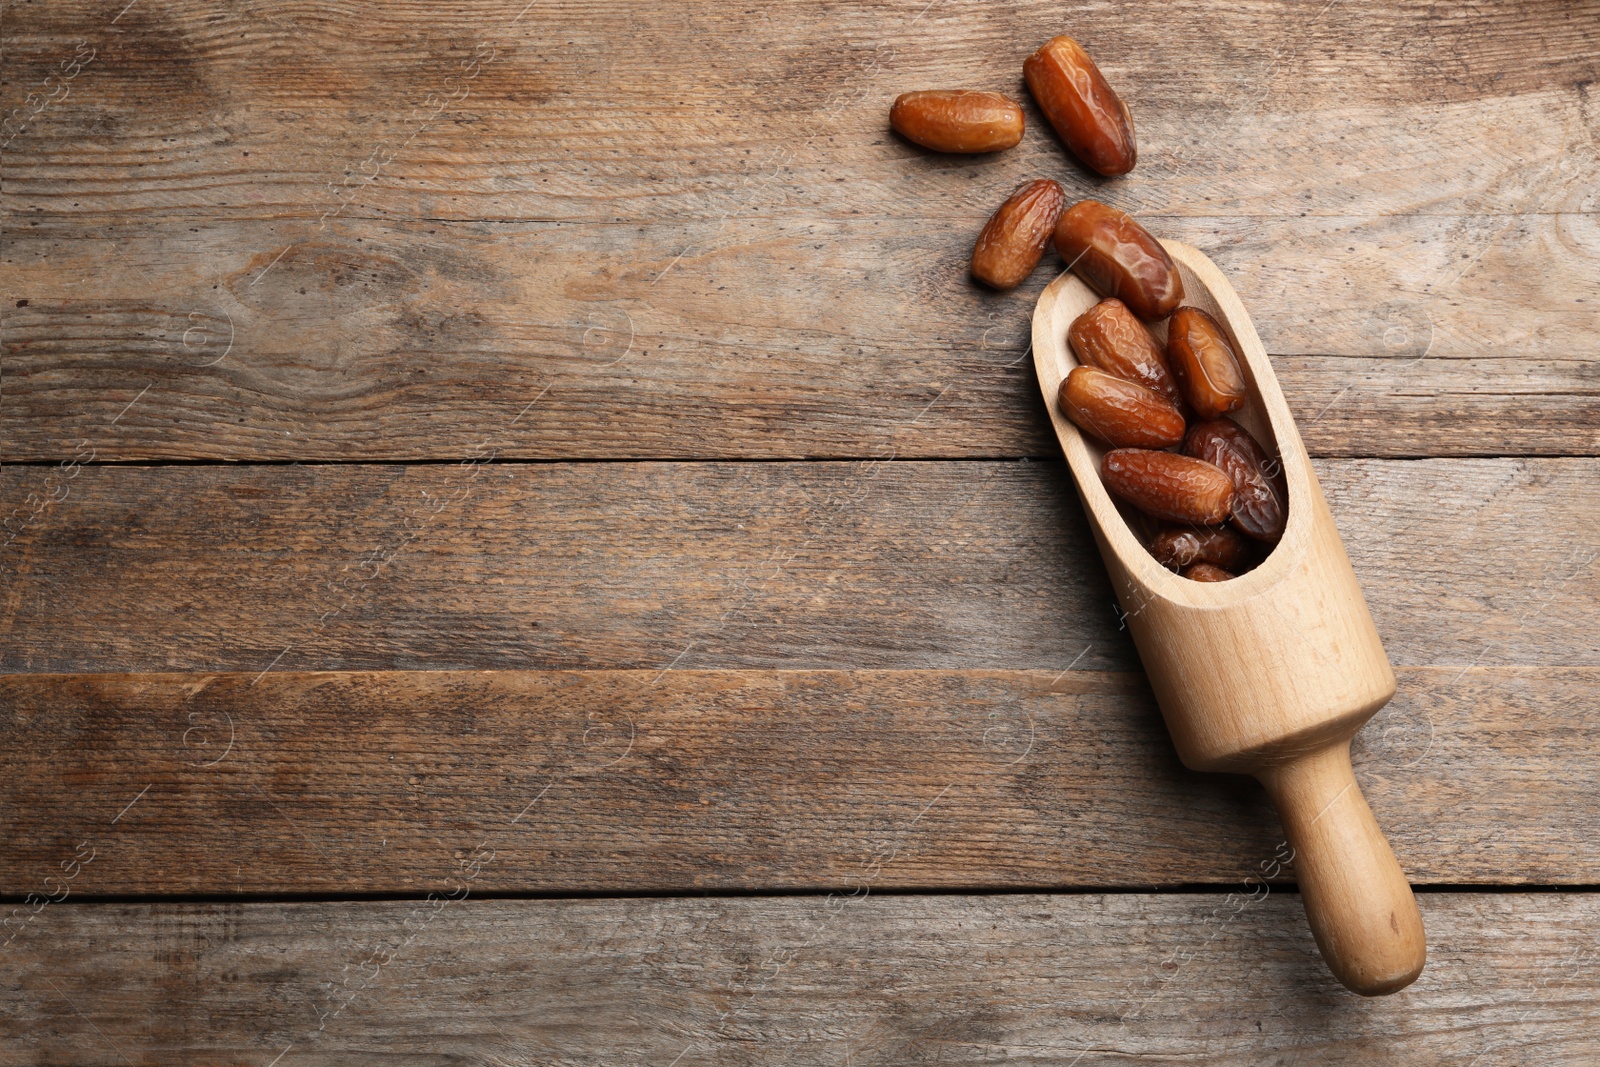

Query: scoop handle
[1255,740,1426,995]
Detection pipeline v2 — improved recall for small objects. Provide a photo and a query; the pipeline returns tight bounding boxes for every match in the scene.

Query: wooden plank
[2,216,1596,461]
[5,894,1598,1062]
[1278,356,1600,459]
[2,2,1595,460]
[3,1,1594,221]
[0,459,1593,675]
[0,666,1593,895]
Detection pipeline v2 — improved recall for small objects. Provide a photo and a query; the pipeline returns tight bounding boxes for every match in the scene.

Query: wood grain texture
[1,666,1594,895]
[2,1,1596,460]
[0,1,1594,1036]
[4,2,1594,219]
[5,894,1598,1063]
[6,216,1594,463]
[0,459,1594,675]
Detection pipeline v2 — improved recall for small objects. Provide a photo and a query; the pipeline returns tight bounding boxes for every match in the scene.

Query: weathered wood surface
[5,894,1598,1063]
[0,666,1592,895]
[7,1,1596,220]
[2,1,1597,1049]
[2,1,1596,460]
[0,459,1593,675]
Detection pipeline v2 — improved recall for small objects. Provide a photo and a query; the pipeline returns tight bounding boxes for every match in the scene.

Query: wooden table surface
[2,1,1596,1062]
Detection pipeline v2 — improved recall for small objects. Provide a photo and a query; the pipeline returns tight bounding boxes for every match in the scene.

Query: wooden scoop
[1032,241,1426,996]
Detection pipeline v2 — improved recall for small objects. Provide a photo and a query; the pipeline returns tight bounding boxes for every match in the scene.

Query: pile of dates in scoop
[1059,225,1287,582]
[889,34,1287,581]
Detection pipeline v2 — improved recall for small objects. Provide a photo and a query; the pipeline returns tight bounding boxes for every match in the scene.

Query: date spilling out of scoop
[894,34,1145,294]
[889,90,1025,154]
[972,179,1065,290]
[1055,200,1184,321]
[1023,35,1137,177]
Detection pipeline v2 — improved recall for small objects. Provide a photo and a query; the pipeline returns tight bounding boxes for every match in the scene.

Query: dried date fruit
[972,179,1065,290]
[1068,298,1183,407]
[1022,35,1137,176]
[1182,562,1236,582]
[1101,448,1234,525]
[1183,418,1288,543]
[1054,200,1183,321]
[1148,524,1249,572]
[1058,367,1185,449]
[1166,307,1247,419]
[889,90,1025,153]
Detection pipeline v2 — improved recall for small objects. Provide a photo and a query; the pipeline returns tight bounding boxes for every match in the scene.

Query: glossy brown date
[1183,418,1288,543]
[1022,35,1136,177]
[1182,562,1236,582]
[1101,448,1234,525]
[889,90,1025,154]
[972,179,1065,290]
[1148,524,1249,572]
[1166,306,1247,419]
[1058,366,1186,449]
[1054,200,1183,321]
[1068,298,1183,407]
